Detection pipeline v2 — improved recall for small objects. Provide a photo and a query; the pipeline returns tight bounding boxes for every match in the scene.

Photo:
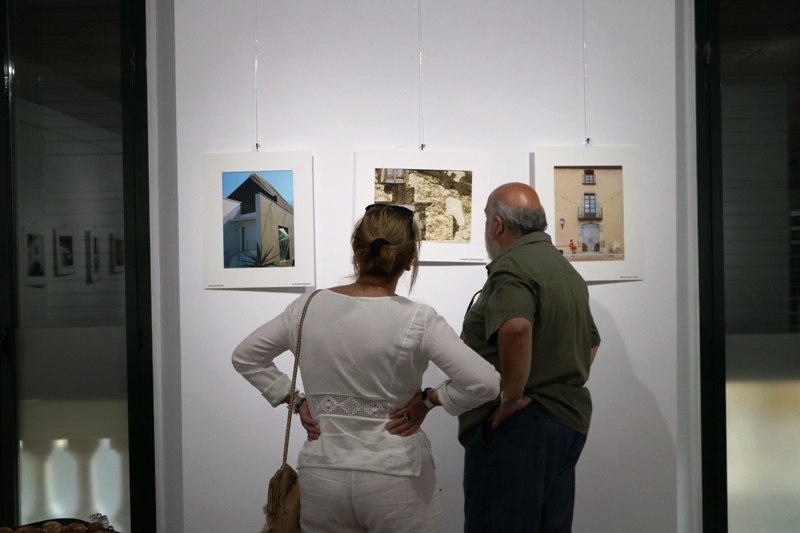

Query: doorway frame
[695,0,729,530]
[0,0,19,523]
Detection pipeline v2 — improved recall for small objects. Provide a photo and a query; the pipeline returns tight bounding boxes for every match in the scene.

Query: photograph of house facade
[222,171,294,268]
[554,166,624,261]
[373,167,473,243]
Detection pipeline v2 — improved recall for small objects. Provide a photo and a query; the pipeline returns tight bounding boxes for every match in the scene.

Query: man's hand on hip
[490,395,532,429]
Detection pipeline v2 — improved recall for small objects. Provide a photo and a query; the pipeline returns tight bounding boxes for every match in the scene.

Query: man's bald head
[488,182,542,212]
[485,182,548,239]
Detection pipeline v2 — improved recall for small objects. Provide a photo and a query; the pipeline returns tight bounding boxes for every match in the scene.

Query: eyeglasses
[364,203,414,218]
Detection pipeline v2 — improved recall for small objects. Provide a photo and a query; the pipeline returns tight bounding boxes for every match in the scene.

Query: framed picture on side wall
[202,151,315,289]
[109,230,125,275]
[23,226,47,286]
[531,147,643,282]
[354,150,491,264]
[85,228,102,283]
[53,227,76,277]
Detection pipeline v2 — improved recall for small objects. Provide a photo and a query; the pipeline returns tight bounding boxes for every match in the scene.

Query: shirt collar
[486,231,551,272]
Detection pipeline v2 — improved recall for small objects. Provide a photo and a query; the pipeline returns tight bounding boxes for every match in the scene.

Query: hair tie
[369,238,390,258]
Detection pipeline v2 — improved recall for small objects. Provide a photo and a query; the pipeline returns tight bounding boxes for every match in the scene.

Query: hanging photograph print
[84,228,102,284]
[203,151,315,289]
[109,230,125,275]
[374,167,472,243]
[222,170,295,269]
[53,227,76,277]
[355,150,490,263]
[24,226,47,287]
[554,166,624,261]
[531,147,643,282]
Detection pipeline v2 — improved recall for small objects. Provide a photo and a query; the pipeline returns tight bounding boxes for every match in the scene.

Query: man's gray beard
[485,229,501,261]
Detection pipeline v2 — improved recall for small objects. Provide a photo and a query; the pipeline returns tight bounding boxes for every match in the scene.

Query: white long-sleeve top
[232,290,500,476]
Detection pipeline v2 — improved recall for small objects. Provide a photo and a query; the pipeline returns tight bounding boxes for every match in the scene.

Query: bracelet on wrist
[291,392,306,414]
[500,391,523,406]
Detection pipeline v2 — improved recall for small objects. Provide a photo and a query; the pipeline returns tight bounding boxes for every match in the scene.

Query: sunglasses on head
[364,203,414,218]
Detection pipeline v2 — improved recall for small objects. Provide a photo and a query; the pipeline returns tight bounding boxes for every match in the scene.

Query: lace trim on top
[308,394,391,419]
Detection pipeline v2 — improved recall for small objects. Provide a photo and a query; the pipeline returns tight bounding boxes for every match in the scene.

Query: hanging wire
[253,0,260,151]
[582,0,591,146]
[418,0,426,150]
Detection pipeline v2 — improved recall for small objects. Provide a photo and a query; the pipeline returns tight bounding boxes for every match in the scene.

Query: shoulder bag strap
[281,289,322,468]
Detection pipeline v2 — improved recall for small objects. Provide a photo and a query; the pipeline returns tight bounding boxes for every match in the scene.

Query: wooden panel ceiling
[720,0,800,165]
[10,0,121,135]
[720,0,800,82]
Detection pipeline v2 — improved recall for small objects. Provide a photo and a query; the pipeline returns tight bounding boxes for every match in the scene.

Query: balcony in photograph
[578,206,603,220]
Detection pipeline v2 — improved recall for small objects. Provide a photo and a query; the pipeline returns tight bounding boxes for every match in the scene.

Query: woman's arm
[419,308,501,416]
[231,300,297,407]
[387,308,499,436]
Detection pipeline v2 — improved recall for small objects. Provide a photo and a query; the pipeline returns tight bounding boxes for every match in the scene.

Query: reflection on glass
[718,3,800,529]
[9,0,130,530]
[726,381,800,531]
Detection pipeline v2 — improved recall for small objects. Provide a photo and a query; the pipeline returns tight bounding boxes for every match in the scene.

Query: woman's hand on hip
[387,393,429,437]
[299,401,320,441]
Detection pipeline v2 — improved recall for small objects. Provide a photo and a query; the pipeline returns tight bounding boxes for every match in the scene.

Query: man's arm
[491,317,533,428]
[590,343,600,366]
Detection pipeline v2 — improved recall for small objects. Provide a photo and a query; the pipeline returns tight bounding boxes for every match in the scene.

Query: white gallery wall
[149,1,699,532]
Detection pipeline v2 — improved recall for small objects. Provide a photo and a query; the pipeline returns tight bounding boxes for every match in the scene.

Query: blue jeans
[463,402,587,533]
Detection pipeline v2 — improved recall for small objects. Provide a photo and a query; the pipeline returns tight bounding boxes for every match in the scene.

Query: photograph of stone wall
[373,167,473,243]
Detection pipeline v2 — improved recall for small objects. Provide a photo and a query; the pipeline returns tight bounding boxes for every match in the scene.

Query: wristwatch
[421,387,435,410]
[292,392,307,414]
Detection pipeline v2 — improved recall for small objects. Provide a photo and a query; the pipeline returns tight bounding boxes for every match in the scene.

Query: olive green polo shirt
[458,231,600,441]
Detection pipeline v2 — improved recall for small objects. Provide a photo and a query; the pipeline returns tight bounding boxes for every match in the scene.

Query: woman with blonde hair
[233,204,499,533]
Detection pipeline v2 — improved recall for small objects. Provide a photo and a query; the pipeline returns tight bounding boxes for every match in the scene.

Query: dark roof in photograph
[227,173,294,215]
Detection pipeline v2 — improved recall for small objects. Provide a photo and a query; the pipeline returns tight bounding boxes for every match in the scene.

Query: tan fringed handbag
[262,289,321,533]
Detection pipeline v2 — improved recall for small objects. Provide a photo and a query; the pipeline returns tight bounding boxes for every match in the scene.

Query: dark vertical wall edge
[0,0,20,525]
[120,0,156,529]
[695,0,729,530]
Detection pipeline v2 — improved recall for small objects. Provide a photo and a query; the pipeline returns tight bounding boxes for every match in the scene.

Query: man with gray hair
[459,182,600,532]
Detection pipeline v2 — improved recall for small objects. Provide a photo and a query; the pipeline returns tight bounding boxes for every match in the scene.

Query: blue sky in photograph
[222,170,294,205]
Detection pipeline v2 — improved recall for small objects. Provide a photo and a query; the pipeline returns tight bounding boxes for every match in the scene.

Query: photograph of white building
[222,171,294,269]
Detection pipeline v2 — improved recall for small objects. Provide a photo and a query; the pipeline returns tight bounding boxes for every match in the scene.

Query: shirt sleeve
[420,307,501,416]
[231,298,300,407]
[482,267,537,343]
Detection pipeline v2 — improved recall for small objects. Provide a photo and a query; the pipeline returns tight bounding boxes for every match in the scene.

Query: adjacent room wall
[157,1,689,531]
